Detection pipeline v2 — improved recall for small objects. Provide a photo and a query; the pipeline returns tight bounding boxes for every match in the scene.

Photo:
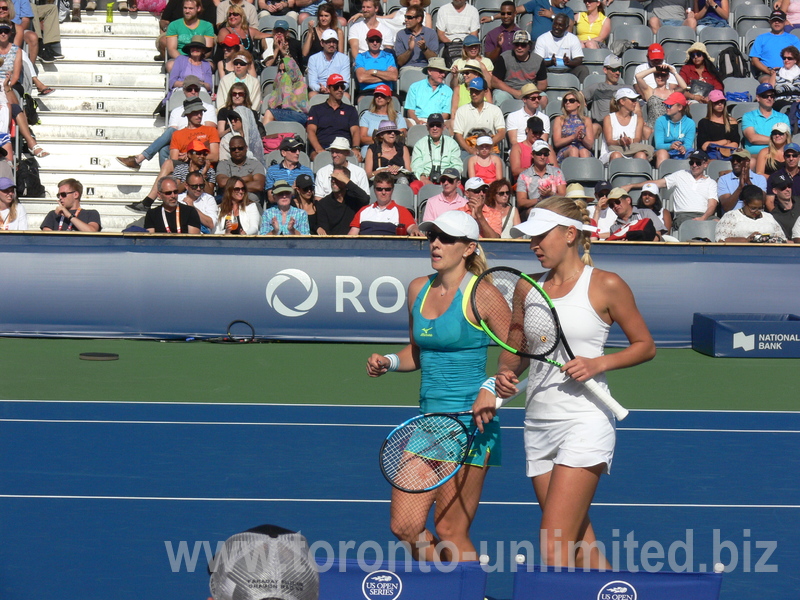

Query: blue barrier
[1,233,800,347]
[692,313,800,357]
[317,559,487,600]
[511,566,722,600]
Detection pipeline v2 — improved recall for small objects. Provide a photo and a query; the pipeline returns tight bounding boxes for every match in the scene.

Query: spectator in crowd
[692,0,729,31]
[421,167,467,221]
[7,0,36,63]
[467,136,503,184]
[452,35,493,90]
[174,139,216,194]
[515,139,566,217]
[750,10,800,82]
[769,172,800,237]
[435,0,479,48]
[450,60,493,115]
[261,53,309,125]
[220,134,267,205]
[606,187,666,240]
[179,170,219,233]
[216,50,261,109]
[634,44,679,93]
[264,135,310,201]
[463,176,496,238]
[307,75,360,159]
[293,174,318,234]
[743,83,791,155]
[575,0,610,49]
[118,77,216,172]
[354,29,398,98]
[637,64,687,141]
[766,141,800,208]
[393,5,438,71]
[216,4,267,70]
[302,4,345,58]
[534,14,588,83]
[696,89,740,158]
[164,35,213,113]
[637,182,672,232]
[653,91,695,166]
[490,31,547,108]
[625,150,718,230]
[165,0,215,73]
[315,137,370,200]
[481,177,519,238]
[297,0,344,26]
[156,0,216,62]
[599,88,653,164]
[506,84,549,145]
[40,179,101,232]
[348,172,420,235]
[591,180,617,238]
[509,116,554,179]
[769,45,800,111]
[515,0,574,42]
[553,89,593,162]
[260,179,310,235]
[755,122,791,176]
[404,57,452,125]
[775,0,800,31]
[365,120,412,182]
[410,112,461,193]
[0,18,22,100]
[216,0,258,30]
[145,176,202,234]
[351,0,434,41]
[648,0,696,34]
[349,0,394,58]
[680,42,723,103]
[718,148,768,214]
[307,29,350,98]
[584,55,630,139]
[217,34,255,78]
[715,184,786,242]
[360,85,407,155]
[215,176,261,234]
[218,109,260,163]
[452,77,505,155]
[0,176,24,230]
[316,165,371,234]
[266,21,305,77]
[30,0,63,64]
[217,82,259,139]
[481,1,520,61]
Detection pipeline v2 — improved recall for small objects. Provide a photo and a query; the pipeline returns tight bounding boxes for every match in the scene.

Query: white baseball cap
[532,140,550,153]
[641,182,660,196]
[465,177,487,191]
[419,210,480,241]
[475,136,493,147]
[614,87,639,101]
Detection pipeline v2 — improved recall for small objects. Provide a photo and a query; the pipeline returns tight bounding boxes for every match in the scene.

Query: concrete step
[36,95,164,113]
[37,58,164,74]
[37,151,162,174]
[45,47,166,64]
[36,113,162,127]
[32,71,165,88]
[60,20,161,36]
[34,124,166,143]
[57,35,161,52]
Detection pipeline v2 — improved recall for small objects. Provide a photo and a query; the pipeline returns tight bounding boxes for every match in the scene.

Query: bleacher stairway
[25,7,166,231]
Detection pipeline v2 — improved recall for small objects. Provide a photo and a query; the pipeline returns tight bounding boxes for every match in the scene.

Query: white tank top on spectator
[599,112,639,164]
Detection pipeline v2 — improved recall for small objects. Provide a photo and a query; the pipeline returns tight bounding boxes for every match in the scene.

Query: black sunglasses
[426,230,465,244]
[689,159,704,166]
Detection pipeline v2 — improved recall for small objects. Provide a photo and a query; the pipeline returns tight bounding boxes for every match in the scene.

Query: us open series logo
[598,580,637,600]
[361,570,402,599]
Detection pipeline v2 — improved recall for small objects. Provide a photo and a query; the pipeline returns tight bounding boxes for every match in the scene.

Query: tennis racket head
[472,267,561,359]
[379,413,470,493]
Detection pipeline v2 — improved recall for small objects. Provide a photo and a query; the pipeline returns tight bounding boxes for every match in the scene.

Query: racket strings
[381,416,469,492]
[522,294,559,357]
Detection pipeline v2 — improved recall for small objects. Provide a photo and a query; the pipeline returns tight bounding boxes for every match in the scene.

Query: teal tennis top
[412,273,500,467]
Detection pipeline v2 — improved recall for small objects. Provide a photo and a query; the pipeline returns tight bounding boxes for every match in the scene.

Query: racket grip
[582,378,629,421]
[494,377,528,409]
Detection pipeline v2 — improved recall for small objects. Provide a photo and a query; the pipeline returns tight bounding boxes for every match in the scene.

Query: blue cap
[273,19,290,30]
[0,176,15,190]
[785,142,800,153]
[468,77,486,91]
[463,34,481,46]
[757,82,775,96]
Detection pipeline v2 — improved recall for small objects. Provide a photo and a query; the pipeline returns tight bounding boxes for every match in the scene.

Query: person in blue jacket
[654,91,696,167]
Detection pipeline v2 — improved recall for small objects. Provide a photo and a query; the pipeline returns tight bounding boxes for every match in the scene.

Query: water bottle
[106,2,113,22]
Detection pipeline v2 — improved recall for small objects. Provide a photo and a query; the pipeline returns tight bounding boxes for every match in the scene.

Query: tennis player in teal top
[367,210,510,563]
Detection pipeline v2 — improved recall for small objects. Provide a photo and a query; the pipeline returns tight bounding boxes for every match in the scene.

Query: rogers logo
[265,269,319,317]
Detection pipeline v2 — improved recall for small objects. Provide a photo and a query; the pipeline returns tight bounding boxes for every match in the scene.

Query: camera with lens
[429,166,442,184]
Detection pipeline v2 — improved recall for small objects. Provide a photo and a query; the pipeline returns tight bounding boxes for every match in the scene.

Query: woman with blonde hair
[359,85,407,154]
[599,89,653,164]
[755,122,791,176]
[552,89,594,163]
[0,177,26,230]
[214,176,262,235]
[473,196,655,570]
[216,4,267,71]
[367,210,508,564]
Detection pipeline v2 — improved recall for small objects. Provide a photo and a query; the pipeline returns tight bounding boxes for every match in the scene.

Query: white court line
[2,418,799,434]
[0,494,797,509]
[1,399,799,415]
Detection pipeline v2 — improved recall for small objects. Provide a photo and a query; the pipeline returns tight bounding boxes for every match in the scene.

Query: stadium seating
[560,157,605,185]
[706,160,732,181]
[658,159,689,179]
[678,219,720,241]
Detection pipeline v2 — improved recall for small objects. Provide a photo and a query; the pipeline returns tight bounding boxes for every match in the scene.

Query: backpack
[717,47,749,80]
[16,157,45,198]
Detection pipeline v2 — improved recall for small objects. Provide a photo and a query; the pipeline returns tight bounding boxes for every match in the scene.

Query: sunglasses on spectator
[524,94,541,100]
[761,93,776,99]
[224,45,240,51]
[534,150,550,156]
[775,185,792,191]
[375,186,393,192]
[785,152,799,158]
[299,186,314,192]
[185,86,200,93]
[606,66,622,72]
[607,199,622,207]
[161,190,179,196]
[232,186,246,192]
[330,83,346,90]
[426,230,465,244]
[188,183,205,189]
[689,159,704,166]
[367,37,382,43]
[772,130,786,135]
[564,97,578,104]
[57,191,75,198]
[690,51,704,58]
[231,91,245,97]
[428,123,442,128]
[227,11,239,16]
[233,60,248,66]
[230,146,247,151]
[404,14,420,19]
[439,176,456,183]
[513,42,529,47]
[712,99,726,105]
[190,151,210,156]
[0,27,11,34]
[0,6,9,10]
[496,190,510,196]
[783,55,796,61]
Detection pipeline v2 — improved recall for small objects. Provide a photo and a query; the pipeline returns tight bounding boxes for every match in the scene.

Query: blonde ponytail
[536,196,594,266]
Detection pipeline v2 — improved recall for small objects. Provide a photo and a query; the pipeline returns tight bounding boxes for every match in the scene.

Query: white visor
[511,208,598,238]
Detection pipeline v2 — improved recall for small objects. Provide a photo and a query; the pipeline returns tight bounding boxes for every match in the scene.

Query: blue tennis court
[1,401,797,600]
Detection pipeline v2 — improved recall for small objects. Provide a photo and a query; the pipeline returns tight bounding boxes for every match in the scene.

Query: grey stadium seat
[658,159,689,179]
[560,157,605,184]
[678,219,719,241]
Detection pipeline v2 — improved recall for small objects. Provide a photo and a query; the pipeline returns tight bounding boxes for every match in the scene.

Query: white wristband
[480,376,496,395]
[384,353,400,372]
